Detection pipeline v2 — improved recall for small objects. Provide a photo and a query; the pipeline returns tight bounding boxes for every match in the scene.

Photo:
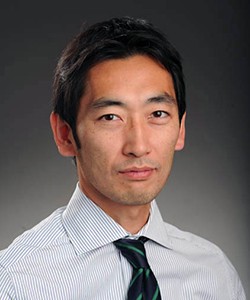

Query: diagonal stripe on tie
[114,237,162,300]
[129,268,144,288]
[114,242,146,257]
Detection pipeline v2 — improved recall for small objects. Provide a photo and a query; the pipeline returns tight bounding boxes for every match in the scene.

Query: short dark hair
[52,16,186,148]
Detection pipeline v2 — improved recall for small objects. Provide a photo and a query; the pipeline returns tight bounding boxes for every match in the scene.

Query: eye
[151,111,169,118]
[100,114,120,121]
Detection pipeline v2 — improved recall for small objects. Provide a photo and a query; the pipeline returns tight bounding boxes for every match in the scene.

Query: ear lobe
[50,112,76,157]
[175,112,186,151]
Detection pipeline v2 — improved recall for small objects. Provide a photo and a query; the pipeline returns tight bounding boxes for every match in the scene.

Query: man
[0,17,246,299]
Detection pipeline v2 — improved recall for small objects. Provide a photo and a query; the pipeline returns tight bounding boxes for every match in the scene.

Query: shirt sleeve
[222,253,246,300]
[0,264,16,300]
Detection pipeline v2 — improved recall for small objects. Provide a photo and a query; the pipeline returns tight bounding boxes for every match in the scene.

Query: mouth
[118,167,156,180]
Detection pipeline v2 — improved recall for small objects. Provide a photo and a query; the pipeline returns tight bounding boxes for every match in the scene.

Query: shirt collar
[62,184,173,255]
[143,201,173,249]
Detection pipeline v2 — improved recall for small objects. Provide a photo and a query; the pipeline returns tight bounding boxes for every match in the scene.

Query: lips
[118,167,156,180]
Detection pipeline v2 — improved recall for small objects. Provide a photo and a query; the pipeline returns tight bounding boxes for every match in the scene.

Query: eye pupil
[154,111,162,117]
[105,114,114,120]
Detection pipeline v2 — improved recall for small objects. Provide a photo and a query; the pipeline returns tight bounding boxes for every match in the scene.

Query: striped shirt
[0,185,246,299]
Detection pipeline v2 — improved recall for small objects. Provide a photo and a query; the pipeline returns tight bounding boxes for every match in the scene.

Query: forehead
[82,55,176,108]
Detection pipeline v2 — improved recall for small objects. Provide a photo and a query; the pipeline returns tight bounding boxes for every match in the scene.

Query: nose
[122,118,151,158]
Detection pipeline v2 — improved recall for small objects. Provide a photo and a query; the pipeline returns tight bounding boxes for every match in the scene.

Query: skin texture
[51,55,186,233]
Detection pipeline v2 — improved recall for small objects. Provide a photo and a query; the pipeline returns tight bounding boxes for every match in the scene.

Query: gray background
[1,0,249,297]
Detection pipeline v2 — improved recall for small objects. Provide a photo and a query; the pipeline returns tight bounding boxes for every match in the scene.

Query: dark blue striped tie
[114,237,162,300]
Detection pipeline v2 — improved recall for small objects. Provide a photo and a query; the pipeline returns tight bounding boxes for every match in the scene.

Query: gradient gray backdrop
[1,0,249,297]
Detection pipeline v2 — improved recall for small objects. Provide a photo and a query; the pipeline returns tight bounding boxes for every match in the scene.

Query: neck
[81,192,150,234]
[78,183,152,234]
[108,203,151,234]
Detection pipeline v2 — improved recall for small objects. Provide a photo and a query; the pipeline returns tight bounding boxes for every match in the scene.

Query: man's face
[59,55,185,211]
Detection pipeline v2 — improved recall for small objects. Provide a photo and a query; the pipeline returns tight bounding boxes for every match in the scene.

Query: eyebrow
[90,92,176,110]
[146,93,176,105]
[90,98,125,109]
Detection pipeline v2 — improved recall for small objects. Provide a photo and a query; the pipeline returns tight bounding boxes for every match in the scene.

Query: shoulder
[164,221,233,266]
[165,222,221,254]
[0,206,66,271]
[164,222,246,299]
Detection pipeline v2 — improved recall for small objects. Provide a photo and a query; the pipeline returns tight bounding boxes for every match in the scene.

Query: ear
[50,112,77,157]
[175,112,186,151]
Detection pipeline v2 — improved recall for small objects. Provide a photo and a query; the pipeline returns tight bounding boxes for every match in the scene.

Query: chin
[113,190,158,206]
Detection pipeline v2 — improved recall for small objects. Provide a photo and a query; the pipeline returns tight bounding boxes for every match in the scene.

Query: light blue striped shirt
[0,185,246,299]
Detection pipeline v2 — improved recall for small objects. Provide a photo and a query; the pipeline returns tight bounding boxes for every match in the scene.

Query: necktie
[114,237,162,300]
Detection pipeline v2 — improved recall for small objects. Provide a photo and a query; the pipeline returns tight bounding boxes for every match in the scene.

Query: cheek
[80,131,115,171]
[156,128,180,153]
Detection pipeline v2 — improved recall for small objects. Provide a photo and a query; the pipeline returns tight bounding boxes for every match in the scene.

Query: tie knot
[114,237,150,269]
